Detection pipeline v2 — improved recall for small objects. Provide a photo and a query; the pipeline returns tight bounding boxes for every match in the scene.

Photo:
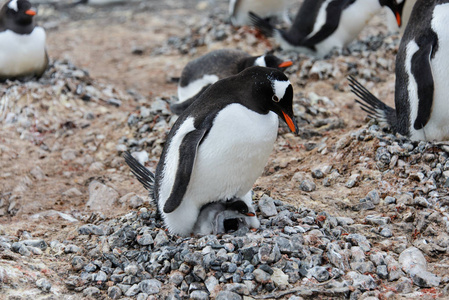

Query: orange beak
[395,12,401,27]
[25,9,36,16]
[246,212,256,217]
[282,111,298,133]
[278,61,293,68]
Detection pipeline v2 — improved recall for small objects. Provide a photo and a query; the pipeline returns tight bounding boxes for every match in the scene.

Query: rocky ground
[1,0,449,299]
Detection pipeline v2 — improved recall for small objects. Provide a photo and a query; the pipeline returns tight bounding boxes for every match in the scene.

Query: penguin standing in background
[0,0,48,81]
[386,0,416,34]
[125,66,298,237]
[250,0,404,58]
[171,49,293,115]
[229,0,291,26]
[350,0,449,142]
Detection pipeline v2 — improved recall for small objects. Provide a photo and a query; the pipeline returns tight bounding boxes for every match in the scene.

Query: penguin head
[1,0,37,29]
[253,54,293,71]
[379,0,405,27]
[226,198,256,217]
[243,66,298,134]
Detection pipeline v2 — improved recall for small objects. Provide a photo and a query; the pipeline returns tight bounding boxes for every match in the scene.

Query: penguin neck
[237,56,259,73]
[3,19,36,34]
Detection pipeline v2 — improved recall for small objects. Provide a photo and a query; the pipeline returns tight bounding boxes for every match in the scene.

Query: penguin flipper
[163,128,209,214]
[411,35,436,130]
[300,0,345,47]
[348,76,396,126]
[123,151,155,193]
[249,11,275,37]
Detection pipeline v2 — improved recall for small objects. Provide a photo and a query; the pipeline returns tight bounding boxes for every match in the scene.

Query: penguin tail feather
[248,11,274,37]
[123,151,155,194]
[348,76,395,126]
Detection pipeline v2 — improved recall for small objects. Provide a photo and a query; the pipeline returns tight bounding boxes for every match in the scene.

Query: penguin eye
[272,95,280,102]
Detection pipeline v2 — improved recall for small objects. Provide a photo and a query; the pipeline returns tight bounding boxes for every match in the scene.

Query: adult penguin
[0,0,48,81]
[350,0,449,141]
[125,66,298,236]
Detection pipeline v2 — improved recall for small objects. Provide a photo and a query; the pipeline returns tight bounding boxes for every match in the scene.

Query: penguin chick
[192,197,260,235]
[350,0,449,142]
[250,0,404,58]
[229,0,291,26]
[171,49,293,115]
[0,0,48,81]
[126,66,298,236]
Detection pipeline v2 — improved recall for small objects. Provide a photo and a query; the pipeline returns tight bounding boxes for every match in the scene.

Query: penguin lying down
[124,152,260,236]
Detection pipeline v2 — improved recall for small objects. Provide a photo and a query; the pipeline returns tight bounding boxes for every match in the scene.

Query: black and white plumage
[350,0,449,142]
[192,198,257,235]
[125,66,298,236]
[386,0,416,34]
[229,0,291,26]
[171,49,293,115]
[0,0,48,81]
[250,0,404,58]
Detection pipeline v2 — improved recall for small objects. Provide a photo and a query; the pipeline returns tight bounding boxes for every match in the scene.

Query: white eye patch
[272,79,290,101]
[255,55,267,67]
[8,0,18,12]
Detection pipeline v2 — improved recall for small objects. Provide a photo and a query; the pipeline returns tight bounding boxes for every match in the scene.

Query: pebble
[86,180,119,210]
[36,278,52,292]
[258,195,277,217]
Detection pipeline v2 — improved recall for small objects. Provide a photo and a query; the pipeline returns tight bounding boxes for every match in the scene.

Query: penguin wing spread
[163,127,209,213]
[411,33,437,130]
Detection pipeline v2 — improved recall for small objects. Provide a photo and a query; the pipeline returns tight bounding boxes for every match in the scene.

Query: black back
[0,0,36,34]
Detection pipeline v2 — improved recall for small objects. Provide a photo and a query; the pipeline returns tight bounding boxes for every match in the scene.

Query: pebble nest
[1,1,449,300]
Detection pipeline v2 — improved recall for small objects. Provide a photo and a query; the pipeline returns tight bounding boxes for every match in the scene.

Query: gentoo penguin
[69,0,125,6]
[125,66,297,236]
[192,198,257,235]
[349,0,449,142]
[171,49,293,115]
[229,0,291,26]
[0,0,48,81]
[386,0,416,34]
[250,0,404,58]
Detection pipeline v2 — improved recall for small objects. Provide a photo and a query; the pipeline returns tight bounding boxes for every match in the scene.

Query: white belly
[0,28,47,78]
[177,74,219,102]
[163,104,278,235]
[410,3,449,141]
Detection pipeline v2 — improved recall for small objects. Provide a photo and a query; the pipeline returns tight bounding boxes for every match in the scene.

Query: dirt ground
[1,0,448,298]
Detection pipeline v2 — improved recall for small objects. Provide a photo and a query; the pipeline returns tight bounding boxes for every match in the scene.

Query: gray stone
[36,278,51,292]
[137,233,154,246]
[253,268,271,284]
[398,247,427,273]
[108,286,122,299]
[409,266,441,287]
[384,255,403,281]
[258,195,278,217]
[83,286,101,297]
[86,180,119,210]
[169,271,184,286]
[125,264,139,276]
[125,284,141,296]
[71,256,87,271]
[22,239,47,250]
[190,290,209,300]
[154,230,169,247]
[365,215,390,226]
[308,266,329,282]
[345,234,371,251]
[205,275,219,295]
[216,290,242,300]
[377,265,388,279]
[347,271,377,291]
[395,277,413,294]
[139,279,162,294]
[300,180,316,192]
[366,190,380,205]
[223,283,249,295]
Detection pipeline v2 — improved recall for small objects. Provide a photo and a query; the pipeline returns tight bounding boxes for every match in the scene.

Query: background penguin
[349,0,449,142]
[125,66,298,236]
[250,0,404,58]
[192,197,258,235]
[229,0,291,26]
[171,49,293,115]
[0,0,48,81]
[386,0,417,34]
